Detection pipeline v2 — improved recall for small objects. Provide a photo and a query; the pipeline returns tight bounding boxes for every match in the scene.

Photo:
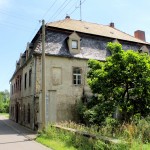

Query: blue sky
[0,0,150,91]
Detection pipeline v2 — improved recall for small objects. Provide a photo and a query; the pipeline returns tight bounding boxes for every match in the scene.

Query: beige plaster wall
[38,55,91,123]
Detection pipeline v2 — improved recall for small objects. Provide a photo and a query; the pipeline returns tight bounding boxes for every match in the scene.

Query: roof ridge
[47,18,106,27]
[108,26,149,44]
[46,18,150,45]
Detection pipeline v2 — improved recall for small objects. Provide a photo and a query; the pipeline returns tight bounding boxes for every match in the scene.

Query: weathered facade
[10,17,150,130]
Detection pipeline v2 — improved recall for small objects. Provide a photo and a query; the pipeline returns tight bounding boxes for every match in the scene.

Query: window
[29,69,32,87]
[20,76,22,91]
[12,85,13,95]
[73,67,82,85]
[72,40,78,49]
[27,104,30,124]
[23,105,25,122]
[68,32,81,55]
[24,73,27,89]
[14,84,15,93]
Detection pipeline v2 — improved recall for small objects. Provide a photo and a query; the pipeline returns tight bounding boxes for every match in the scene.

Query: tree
[0,90,10,113]
[83,42,150,124]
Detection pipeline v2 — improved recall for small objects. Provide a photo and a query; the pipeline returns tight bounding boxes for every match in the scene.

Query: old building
[10,17,150,130]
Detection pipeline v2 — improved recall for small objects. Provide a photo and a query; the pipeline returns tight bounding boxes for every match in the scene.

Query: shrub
[136,116,150,143]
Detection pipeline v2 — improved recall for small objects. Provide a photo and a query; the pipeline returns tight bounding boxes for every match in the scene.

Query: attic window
[68,32,81,55]
[72,40,78,49]
[139,45,149,54]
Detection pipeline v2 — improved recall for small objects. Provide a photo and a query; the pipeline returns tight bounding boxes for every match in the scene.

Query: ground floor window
[23,105,25,122]
[27,104,30,124]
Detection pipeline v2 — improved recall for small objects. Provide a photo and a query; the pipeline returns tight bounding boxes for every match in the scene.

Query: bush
[136,116,150,143]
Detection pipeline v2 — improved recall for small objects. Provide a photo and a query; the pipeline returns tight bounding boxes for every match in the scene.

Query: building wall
[10,57,36,129]
[21,58,35,129]
[37,55,90,125]
[10,69,22,123]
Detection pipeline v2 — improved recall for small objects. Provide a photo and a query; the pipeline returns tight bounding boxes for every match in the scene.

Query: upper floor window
[12,85,13,95]
[72,40,78,49]
[73,67,82,85]
[29,69,32,87]
[139,45,149,54]
[67,32,81,55]
[24,73,27,89]
[14,84,15,93]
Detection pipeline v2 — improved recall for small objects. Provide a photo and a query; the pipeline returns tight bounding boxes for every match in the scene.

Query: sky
[0,0,150,91]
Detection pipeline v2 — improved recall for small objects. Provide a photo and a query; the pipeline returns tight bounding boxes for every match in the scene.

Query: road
[0,116,51,150]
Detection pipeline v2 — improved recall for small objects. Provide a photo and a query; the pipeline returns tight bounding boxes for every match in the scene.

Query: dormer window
[67,32,81,55]
[72,40,78,49]
[139,45,149,54]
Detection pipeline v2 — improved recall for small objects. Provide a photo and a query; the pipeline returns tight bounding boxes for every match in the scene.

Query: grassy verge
[36,135,77,150]
[36,118,150,150]
[36,125,129,150]
[0,113,9,118]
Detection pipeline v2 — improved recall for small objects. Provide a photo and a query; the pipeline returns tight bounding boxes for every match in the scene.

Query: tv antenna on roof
[80,0,82,21]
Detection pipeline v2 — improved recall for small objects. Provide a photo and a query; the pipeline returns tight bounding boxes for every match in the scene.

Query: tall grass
[36,116,150,150]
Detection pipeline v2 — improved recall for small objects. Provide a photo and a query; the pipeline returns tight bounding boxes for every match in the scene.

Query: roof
[46,18,149,45]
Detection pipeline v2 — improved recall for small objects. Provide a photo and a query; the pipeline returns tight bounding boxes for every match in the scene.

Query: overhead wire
[41,0,58,19]
[0,23,33,32]
[0,9,38,21]
[50,0,72,21]
[57,0,79,20]
[52,0,87,28]
[69,0,87,16]
[28,0,87,41]
[28,0,59,41]
[47,0,69,22]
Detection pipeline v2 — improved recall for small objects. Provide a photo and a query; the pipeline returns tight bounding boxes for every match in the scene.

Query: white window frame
[72,40,78,49]
[73,67,82,85]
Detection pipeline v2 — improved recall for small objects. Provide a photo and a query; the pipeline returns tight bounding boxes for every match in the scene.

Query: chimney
[109,22,115,28]
[134,30,146,42]
[65,15,70,19]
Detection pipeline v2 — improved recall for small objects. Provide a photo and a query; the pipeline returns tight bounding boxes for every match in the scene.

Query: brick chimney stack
[109,22,115,28]
[134,30,146,42]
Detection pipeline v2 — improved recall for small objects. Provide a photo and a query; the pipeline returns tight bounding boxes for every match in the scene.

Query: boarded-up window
[52,67,62,85]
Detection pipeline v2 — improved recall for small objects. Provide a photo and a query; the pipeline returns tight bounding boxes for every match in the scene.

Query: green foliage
[37,124,131,150]
[85,42,150,124]
[37,121,150,150]
[0,90,10,113]
[135,116,150,143]
[37,125,95,150]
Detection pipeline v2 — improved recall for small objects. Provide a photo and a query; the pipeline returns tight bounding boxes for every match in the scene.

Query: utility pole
[42,19,46,129]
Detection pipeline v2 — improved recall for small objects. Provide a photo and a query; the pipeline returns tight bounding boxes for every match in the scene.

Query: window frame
[71,40,78,49]
[29,69,32,87]
[27,103,30,124]
[24,73,27,89]
[73,67,82,85]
